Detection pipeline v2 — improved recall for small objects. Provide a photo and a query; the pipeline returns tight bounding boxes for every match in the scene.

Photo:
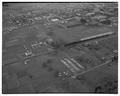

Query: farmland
[2,2,118,93]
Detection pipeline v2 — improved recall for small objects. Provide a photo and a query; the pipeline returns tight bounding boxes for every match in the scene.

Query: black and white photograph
[2,1,118,94]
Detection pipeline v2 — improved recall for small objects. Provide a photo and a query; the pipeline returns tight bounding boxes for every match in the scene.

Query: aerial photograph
[2,2,118,93]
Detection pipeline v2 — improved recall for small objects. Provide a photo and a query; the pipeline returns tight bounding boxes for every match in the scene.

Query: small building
[65,17,82,28]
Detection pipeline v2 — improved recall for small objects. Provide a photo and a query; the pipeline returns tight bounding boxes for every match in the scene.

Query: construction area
[2,2,118,93]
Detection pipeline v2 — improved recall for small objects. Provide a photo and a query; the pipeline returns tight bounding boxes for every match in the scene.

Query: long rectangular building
[64,31,115,47]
